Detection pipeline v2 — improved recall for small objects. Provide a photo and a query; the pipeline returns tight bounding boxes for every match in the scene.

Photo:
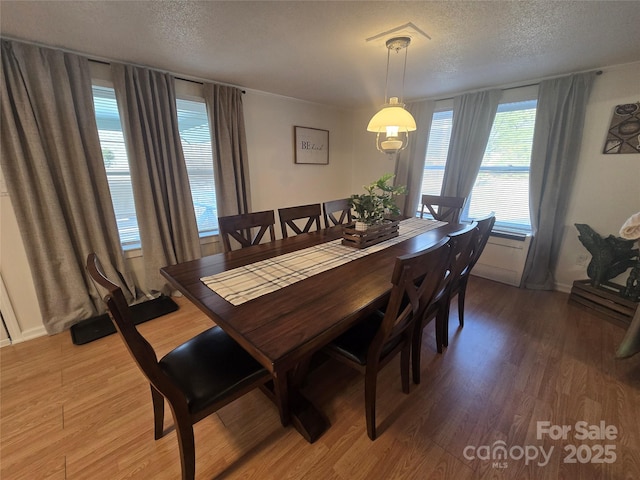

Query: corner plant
[349,173,407,226]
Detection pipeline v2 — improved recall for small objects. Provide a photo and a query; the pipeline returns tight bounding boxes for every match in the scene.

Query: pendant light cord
[383,39,410,105]
[400,43,408,104]
[383,46,391,104]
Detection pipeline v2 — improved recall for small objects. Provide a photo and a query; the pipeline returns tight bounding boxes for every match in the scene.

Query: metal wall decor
[603,102,640,154]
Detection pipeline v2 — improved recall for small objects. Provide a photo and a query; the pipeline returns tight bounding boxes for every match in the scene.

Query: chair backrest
[278,203,322,238]
[466,213,496,274]
[86,254,172,393]
[447,223,478,285]
[218,210,276,252]
[323,198,353,228]
[420,195,466,223]
[367,238,452,364]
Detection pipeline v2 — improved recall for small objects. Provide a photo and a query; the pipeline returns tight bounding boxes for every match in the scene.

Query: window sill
[490,229,531,242]
[123,247,143,259]
[122,233,220,260]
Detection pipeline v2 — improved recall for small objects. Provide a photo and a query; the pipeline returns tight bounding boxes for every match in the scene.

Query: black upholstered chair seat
[159,326,268,413]
[326,311,402,365]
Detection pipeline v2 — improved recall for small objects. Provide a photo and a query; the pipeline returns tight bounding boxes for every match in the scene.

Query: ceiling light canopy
[368,36,416,156]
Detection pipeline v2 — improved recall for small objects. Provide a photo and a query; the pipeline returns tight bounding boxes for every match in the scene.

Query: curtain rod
[426,69,603,103]
[502,69,603,91]
[88,58,246,93]
[1,36,246,93]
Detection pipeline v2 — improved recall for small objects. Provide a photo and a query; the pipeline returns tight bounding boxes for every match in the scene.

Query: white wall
[243,90,354,218]
[350,107,399,192]
[0,188,45,340]
[555,62,640,291]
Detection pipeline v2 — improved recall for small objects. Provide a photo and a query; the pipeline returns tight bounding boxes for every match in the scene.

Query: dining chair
[436,222,481,351]
[218,210,276,252]
[411,223,476,384]
[278,203,322,238]
[420,194,466,223]
[86,253,271,480]
[448,213,496,329]
[323,238,452,440]
[322,198,353,228]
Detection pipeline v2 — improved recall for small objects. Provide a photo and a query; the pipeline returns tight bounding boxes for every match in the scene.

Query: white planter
[355,221,368,231]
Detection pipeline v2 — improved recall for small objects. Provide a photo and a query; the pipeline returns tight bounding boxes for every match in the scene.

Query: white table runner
[201,218,446,305]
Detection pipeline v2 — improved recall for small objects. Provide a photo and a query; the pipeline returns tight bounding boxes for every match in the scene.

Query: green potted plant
[349,173,407,230]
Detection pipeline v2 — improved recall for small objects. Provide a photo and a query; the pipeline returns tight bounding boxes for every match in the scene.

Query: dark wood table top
[160,221,464,375]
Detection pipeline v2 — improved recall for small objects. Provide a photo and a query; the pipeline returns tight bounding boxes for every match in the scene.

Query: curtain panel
[394,100,435,217]
[521,72,597,290]
[111,63,201,294]
[441,89,502,200]
[203,84,251,217]
[0,40,136,334]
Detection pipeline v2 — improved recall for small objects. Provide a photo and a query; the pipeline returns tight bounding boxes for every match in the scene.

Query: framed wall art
[603,102,640,154]
[294,126,329,164]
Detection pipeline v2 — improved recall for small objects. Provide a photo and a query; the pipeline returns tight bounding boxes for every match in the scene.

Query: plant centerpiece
[342,174,407,249]
[349,173,407,228]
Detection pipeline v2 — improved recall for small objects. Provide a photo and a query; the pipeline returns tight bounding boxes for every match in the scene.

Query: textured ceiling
[2,1,639,108]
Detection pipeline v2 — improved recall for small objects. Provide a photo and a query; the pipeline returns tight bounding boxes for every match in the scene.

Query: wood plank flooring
[2,276,639,479]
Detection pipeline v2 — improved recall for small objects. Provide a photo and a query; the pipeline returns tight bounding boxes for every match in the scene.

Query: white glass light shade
[366,98,417,133]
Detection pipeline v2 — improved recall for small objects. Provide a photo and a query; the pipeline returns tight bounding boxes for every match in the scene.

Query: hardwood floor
[2,276,639,479]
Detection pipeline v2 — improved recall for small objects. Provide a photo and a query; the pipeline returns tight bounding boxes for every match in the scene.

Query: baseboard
[554,282,572,294]
[9,326,47,344]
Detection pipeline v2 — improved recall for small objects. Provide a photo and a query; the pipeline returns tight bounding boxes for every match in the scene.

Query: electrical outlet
[576,254,589,266]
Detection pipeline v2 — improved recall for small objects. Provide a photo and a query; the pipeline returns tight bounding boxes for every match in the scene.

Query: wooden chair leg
[411,322,424,384]
[434,303,446,353]
[458,279,468,327]
[364,369,378,440]
[400,344,410,394]
[173,414,196,480]
[437,299,451,349]
[151,385,165,440]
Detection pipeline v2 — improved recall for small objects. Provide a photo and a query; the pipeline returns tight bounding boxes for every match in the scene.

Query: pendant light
[367,36,416,155]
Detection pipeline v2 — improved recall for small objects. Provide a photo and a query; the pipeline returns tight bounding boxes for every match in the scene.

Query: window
[420,96,537,233]
[93,85,140,249]
[176,98,218,236]
[93,86,219,250]
[464,100,537,232]
[421,110,452,198]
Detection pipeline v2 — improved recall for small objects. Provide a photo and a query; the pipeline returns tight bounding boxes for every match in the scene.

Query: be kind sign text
[295,126,329,164]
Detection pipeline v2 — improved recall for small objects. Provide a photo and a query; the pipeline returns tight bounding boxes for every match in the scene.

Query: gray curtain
[203,84,251,216]
[441,89,501,199]
[112,63,200,294]
[521,72,597,289]
[394,99,435,217]
[0,40,136,334]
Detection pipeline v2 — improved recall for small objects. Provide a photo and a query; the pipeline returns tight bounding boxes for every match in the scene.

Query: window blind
[93,86,140,248]
[176,98,218,236]
[464,100,537,231]
[418,110,453,216]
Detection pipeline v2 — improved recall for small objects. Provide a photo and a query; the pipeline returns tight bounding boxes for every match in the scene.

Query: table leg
[262,365,330,443]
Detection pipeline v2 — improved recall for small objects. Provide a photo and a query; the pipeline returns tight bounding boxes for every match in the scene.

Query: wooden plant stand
[569,279,638,326]
[342,220,399,249]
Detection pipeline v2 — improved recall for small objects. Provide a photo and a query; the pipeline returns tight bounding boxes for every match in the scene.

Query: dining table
[160,217,465,443]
